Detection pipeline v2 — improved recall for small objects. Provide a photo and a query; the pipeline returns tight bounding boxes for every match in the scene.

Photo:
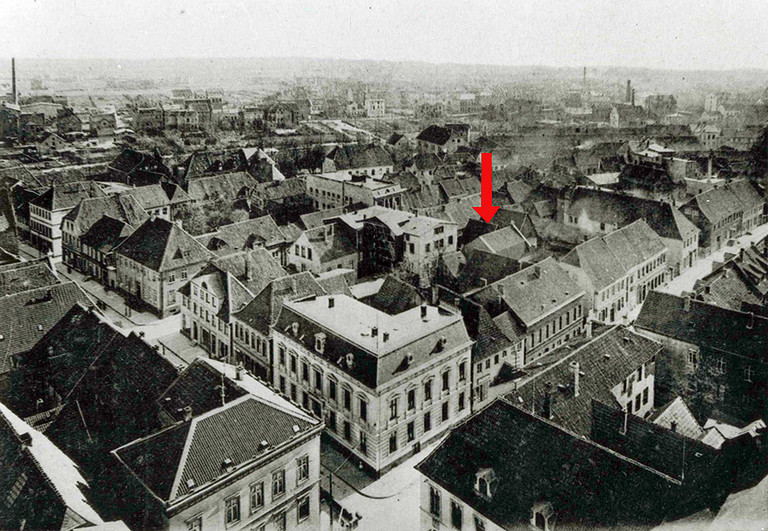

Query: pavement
[155,331,208,366]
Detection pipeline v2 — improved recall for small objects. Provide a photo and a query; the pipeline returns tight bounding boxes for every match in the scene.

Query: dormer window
[291,322,299,336]
[315,333,326,353]
[531,501,555,531]
[474,468,496,499]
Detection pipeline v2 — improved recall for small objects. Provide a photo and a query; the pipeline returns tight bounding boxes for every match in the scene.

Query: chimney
[683,295,691,312]
[585,318,593,339]
[382,332,389,342]
[183,405,193,422]
[245,258,253,281]
[542,382,554,419]
[11,58,17,105]
[19,432,32,447]
[421,304,428,320]
[626,80,632,104]
[149,212,157,222]
[328,297,335,309]
[670,421,678,433]
[748,312,755,330]
[235,363,244,381]
[569,361,580,397]
[621,404,629,435]
[371,326,378,338]
[631,89,636,107]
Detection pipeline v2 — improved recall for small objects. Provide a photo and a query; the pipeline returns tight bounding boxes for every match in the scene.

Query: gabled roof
[566,187,699,241]
[416,125,452,146]
[507,326,662,436]
[463,226,528,260]
[445,249,521,295]
[635,291,768,363]
[114,393,318,503]
[186,172,257,203]
[362,275,424,315]
[561,219,667,292]
[63,193,148,235]
[196,214,286,256]
[120,183,185,210]
[300,206,346,230]
[30,181,106,211]
[181,149,248,181]
[684,180,763,224]
[325,144,393,170]
[0,401,110,529]
[470,257,584,328]
[0,259,59,297]
[0,282,93,375]
[416,399,685,530]
[79,215,134,253]
[116,217,212,272]
[233,272,326,335]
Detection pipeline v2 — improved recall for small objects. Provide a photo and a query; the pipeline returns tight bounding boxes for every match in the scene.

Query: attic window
[291,322,299,336]
[186,478,196,490]
[531,501,555,531]
[474,468,496,499]
[315,332,326,353]
[221,458,234,472]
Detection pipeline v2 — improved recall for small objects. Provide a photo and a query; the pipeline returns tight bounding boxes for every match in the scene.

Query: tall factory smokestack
[625,80,632,104]
[11,58,17,105]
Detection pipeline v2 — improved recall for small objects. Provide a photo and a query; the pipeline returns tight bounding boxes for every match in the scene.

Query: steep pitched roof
[79,215,134,253]
[635,291,768,363]
[63,193,148,235]
[416,125,452,146]
[30,181,106,211]
[325,144,393,170]
[0,282,93,375]
[186,172,256,203]
[463,226,528,259]
[114,394,318,503]
[507,326,662,436]
[0,259,59,297]
[561,219,667,292]
[362,275,424,315]
[116,217,212,272]
[196,214,286,256]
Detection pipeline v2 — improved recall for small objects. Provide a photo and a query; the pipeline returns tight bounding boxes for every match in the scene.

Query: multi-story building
[62,194,147,276]
[305,173,405,211]
[287,223,359,275]
[178,249,286,360]
[320,144,394,180]
[114,216,212,317]
[560,219,669,324]
[468,258,586,369]
[113,358,323,531]
[120,183,192,221]
[272,294,473,474]
[558,187,699,276]
[27,181,106,260]
[231,273,327,380]
[680,180,764,256]
[416,125,469,154]
[399,215,458,282]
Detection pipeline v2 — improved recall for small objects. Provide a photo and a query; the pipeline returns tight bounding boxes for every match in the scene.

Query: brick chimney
[569,360,580,397]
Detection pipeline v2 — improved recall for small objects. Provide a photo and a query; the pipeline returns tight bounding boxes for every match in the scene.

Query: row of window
[530,305,581,349]
[429,486,487,531]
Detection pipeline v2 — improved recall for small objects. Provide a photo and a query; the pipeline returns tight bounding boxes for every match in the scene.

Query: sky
[2,0,768,70]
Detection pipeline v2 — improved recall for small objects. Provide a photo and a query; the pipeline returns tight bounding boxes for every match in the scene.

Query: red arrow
[473,152,500,223]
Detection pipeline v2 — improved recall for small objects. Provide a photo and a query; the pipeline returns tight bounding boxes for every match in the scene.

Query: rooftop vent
[382,332,389,343]
[328,297,335,309]
[259,440,270,450]
[292,424,301,433]
[222,458,234,472]
[186,478,196,489]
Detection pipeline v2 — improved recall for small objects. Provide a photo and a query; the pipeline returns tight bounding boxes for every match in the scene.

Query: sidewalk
[156,331,208,366]
[53,262,159,326]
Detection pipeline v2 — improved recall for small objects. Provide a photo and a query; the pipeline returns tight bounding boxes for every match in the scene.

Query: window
[329,378,337,401]
[272,469,285,498]
[344,421,352,441]
[407,389,416,411]
[424,379,433,401]
[314,369,322,390]
[716,357,726,374]
[458,392,465,411]
[186,516,202,531]
[459,361,466,382]
[278,345,286,366]
[442,402,449,422]
[343,387,351,410]
[225,495,241,525]
[474,515,486,531]
[181,268,188,280]
[634,393,641,411]
[637,364,643,380]
[424,412,432,432]
[442,370,450,392]
[745,365,754,382]
[451,500,463,529]
[329,411,337,432]
[425,243,431,252]
[275,511,286,531]
[297,495,310,523]
[360,398,368,422]
[290,354,297,373]
[642,387,649,405]
[296,455,309,484]
[407,421,415,442]
[389,397,398,420]
[389,432,398,453]
[250,482,264,513]
[429,485,441,517]
[302,361,309,382]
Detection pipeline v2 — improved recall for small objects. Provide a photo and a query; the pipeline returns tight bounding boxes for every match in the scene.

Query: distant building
[321,144,394,179]
[272,293,473,474]
[287,223,359,275]
[416,125,469,154]
[306,173,405,210]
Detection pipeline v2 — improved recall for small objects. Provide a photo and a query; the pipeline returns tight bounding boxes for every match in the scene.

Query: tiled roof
[300,207,346,230]
[506,326,661,436]
[566,187,699,241]
[181,149,248,180]
[416,125,452,146]
[561,219,667,292]
[416,399,684,530]
[30,181,106,211]
[186,172,257,203]
[251,177,307,202]
[63,194,148,235]
[362,275,424,315]
[0,259,59,297]
[116,217,212,272]
[233,272,326,335]
[197,214,286,257]
[686,180,763,224]
[693,246,768,310]
[441,249,520,294]
[463,226,528,259]
[120,184,175,210]
[0,282,93,375]
[635,291,768,363]
[325,144,393,170]
[114,394,318,503]
[0,401,109,529]
[79,215,133,253]
[470,257,584,328]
